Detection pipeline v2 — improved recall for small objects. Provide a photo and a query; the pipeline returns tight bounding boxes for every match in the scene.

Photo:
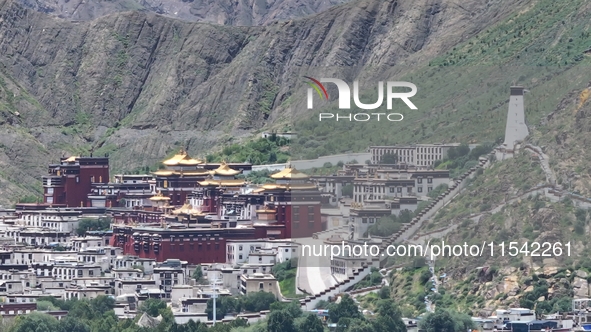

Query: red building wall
[289,204,323,238]
[112,228,259,264]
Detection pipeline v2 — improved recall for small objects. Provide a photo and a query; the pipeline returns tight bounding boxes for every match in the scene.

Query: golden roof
[162,149,203,166]
[256,209,276,213]
[149,192,170,201]
[171,204,205,216]
[210,162,240,176]
[152,170,175,176]
[255,183,317,192]
[151,170,210,177]
[270,167,309,180]
[64,156,78,162]
[198,179,246,187]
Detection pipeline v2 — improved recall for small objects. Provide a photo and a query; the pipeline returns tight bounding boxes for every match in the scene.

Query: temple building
[110,165,325,264]
[43,156,109,207]
[151,150,210,206]
[254,167,324,238]
[88,174,153,208]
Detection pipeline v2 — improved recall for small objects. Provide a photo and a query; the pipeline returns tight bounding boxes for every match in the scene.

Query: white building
[369,143,460,166]
[226,239,297,266]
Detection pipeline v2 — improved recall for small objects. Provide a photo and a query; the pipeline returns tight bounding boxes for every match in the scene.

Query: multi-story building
[15,208,81,232]
[153,259,186,299]
[111,166,324,264]
[88,174,153,208]
[239,273,280,298]
[369,143,460,166]
[349,198,417,239]
[43,156,109,207]
[225,239,297,266]
[352,169,450,203]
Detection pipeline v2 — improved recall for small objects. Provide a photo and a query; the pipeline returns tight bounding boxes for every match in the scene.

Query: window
[239,255,243,260]
[76,176,80,183]
[90,176,95,183]
[259,283,264,290]
[417,178,422,184]
[427,178,433,184]
[369,218,375,223]
[418,187,423,193]
[89,270,94,276]
[362,218,367,224]
[389,187,395,193]
[239,246,243,251]
[407,187,412,193]
[428,187,433,192]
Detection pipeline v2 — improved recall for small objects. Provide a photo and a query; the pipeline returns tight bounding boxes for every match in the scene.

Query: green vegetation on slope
[207,136,290,164]
[290,0,591,160]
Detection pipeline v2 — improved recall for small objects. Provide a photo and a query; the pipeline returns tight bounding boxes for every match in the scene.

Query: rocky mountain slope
[0,0,528,205]
[15,0,352,25]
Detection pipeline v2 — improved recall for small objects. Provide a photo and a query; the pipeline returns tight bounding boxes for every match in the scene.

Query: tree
[241,291,277,312]
[90,295,115,313]
[11,312,59,332]
[192,265,203,281]
[419,309,471,332]
[140,298,167,317]
[76,217,112,236]
[89,311,117,332]
[380,153,398,164]
[341,184,353,197]
[372,300,406,332]
[269,301,301,319]
[298,314,323,332]
[68,300,94,321]
[329,295,362,323]
[314,300,330,309]
[267,310,296,332]
[347,319,374,332]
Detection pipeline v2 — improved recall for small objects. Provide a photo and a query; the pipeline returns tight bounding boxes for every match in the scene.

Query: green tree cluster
[379,153,398,164]
[76,217,112,236]
[325,295,405,332]
[419,309,475,332]
[368,210,414,237]
[207,138,290,165]
[205,291,277,320]
[434,143,493,178]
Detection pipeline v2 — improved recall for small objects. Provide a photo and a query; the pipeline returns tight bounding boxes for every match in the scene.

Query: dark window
[417,178,422,184]
[418,187,423,193]
[427,178,433,184]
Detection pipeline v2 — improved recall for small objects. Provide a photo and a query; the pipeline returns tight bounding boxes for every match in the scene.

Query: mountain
[0,0,530,205]
[15,0,352,25]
